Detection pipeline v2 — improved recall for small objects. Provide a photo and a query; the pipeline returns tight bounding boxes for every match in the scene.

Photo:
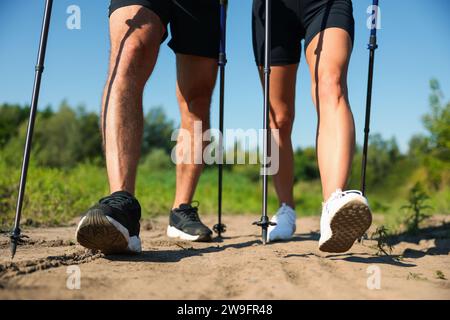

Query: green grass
[0,160,108,227]
[0,158,449,229]
[0,160,283,227]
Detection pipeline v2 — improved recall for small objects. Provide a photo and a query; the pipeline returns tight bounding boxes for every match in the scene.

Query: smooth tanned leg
[258,64,298,209]
[305,27,355,201]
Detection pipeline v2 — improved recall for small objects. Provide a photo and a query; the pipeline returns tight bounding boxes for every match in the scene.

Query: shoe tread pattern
[76,209,128,254]
[319,200,372,253]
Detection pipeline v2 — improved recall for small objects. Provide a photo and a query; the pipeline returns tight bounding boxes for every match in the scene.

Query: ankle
[280,201,295,209]
[172,200,191,210]
[323,188,343,203]
[110,188,135,196]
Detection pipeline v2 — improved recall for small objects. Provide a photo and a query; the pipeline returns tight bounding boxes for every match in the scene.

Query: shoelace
[278,203,294,215]
[276,203,296,223]
[100,194,134,211]
[176,201,201,222]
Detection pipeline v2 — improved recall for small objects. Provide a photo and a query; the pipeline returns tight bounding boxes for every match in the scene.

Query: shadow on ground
[322,222,450,267]
[388,222,450,256]
[104,239,261,263]
[105,223,450,266]
[3,222,448,273]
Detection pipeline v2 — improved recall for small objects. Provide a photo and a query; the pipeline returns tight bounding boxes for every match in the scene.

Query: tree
[0,103,31,148]
[77,106,103,164]
[346,133,404,194]
[422,79,450,162]
[414,79,450,189]
[294,147,319,182]
[2,102,102,168]
[32,103,84,167]
[142,106,176,155]
[408,134,429,159]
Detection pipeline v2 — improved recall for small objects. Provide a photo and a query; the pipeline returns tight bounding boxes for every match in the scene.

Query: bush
[401,182,432,234]
[294,147,319,182]
[142,106,176,155]
[0,79,449,228]
[141,148,173,171]
[2,102,102,168]
[0,103,32,148]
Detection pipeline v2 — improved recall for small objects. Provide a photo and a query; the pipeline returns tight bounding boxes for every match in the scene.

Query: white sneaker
[319,189,372,253]
[268,203,296,242]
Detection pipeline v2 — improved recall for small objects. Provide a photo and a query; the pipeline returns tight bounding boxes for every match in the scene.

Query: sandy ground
[1,215,450,300]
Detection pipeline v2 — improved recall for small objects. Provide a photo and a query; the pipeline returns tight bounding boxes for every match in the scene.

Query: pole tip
[213,223,227,235]
[10,241,17,260]
[10,227,21,259]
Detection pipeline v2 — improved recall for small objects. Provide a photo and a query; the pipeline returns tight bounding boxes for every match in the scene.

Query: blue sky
[0,0,449,152]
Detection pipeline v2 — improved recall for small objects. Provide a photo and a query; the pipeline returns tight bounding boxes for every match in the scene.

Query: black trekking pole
[361,0,379,196]
[10,0,53,259]
[213,0,228,238]
[253,0,276,244]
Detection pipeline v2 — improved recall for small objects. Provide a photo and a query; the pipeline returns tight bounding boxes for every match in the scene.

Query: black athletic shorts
[109,0,220,59]
[252,0,355,66]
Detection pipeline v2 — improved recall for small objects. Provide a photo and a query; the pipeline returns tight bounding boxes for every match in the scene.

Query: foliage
[1,102,102,167]
[347,134,402,192]
[401,182,432,234]
[370,225,394,256]
[141,148,173,171]
[0,102,177,169]
[407,272,427,281]
[0,79,449,227]
[0,103,31,148]
[413,79,450,190]
[294,147,319,182]
[0,159,108,227]
[435,270,446,280]
[228,142,260,182]
[423,79,450,162]
[142,106,176,155]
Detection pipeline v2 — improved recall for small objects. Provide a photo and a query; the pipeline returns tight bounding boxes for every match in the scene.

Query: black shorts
[252,0,355,66]
[109,0,220,59]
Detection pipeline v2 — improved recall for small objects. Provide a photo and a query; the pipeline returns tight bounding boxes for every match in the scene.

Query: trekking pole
[10,0,53,259]
[253,0,276,244]
[213,0,228,238]
[361,0,379,196]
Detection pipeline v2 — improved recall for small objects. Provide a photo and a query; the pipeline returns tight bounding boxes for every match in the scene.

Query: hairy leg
[172,54,218,208]
[102,6,165,194]
[305,27,354,201]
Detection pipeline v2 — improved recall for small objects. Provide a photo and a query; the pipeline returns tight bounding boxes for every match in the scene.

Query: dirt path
[1,215,449,299]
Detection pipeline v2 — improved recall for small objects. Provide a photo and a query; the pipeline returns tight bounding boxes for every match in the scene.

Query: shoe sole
[319,200,372,253]
[166,225,212,242]
[76,210,141,254]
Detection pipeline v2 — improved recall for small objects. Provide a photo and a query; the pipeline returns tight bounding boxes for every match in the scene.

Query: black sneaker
[76,191,142,254]
[167,203,212,242]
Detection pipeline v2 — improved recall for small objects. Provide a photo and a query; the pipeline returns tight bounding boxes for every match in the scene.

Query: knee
[177,85,213,123]
[315,70,346,108]
[109,37,155,85]
[269,105,294,139]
